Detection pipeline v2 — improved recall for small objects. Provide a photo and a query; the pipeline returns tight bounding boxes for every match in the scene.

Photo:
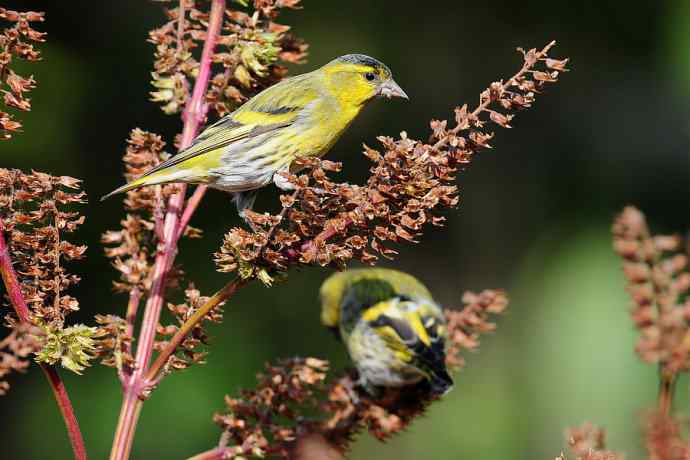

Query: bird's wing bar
[138,119,292,179]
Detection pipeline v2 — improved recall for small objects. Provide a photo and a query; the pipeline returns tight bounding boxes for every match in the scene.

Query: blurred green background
[2,0,690,459]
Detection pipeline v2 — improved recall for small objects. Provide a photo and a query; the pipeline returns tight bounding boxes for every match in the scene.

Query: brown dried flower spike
[612,207,690,375]
[0,8,45,140]
[0,169,87,326]
[215,41,568,282]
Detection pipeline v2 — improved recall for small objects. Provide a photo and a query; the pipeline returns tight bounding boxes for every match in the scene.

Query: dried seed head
[0,8,45,140]
[215,42,568,280]
[0,168,86,327]
[612,207,690,374]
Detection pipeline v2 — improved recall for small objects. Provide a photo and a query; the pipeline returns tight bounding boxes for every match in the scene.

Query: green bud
[34,322,100,374]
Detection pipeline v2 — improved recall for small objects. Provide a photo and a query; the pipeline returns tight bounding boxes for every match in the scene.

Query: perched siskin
[101,54,408,216]
[320,268,453,396]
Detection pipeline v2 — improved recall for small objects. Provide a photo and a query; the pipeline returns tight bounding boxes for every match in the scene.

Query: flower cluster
[212,357,329,459]
[101,129,184,293]
[444,289,509,371]
[148,0,306,116]
[207,0,307,117]
[612,207,690,374]
[0,322,38,395]
[197,290,508,458]
[0,8,45,140]
[215,42,568,282]
[556,424,622,460]
[0,169,87,325]
[0,169,98,377]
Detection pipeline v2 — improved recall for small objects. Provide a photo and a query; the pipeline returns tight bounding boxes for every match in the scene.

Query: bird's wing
[138,72,321,179]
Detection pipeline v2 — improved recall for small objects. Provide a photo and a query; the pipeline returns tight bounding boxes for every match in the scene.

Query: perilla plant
[0,1,570,459]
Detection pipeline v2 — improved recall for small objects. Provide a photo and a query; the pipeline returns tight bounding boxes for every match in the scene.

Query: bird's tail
[428,368,454,396]
[100,173,165,201]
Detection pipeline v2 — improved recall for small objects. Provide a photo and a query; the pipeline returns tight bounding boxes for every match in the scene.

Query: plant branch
[145,277,247,383]
[432,40,558,151]
[283,41,561,264]
[108,1,226,459]
[0,223,88,460]
[176,184,208,240]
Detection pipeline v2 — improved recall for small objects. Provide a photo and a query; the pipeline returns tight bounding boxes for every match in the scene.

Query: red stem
[285,216,355,260]
[0,223,31,322]
[0,224,88,460]
[176,184,208,240]
[108,2,226,459]
[41,365,90,460]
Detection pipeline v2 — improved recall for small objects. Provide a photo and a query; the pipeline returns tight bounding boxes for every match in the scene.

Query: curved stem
[41,365,90,460]
[145,277,246,382]
[0,225,88,460]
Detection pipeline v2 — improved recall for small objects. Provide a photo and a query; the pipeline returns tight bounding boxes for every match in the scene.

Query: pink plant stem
[108,2,226,459]
[176,184,208,240]
[0,224,31,322]
[0,224,88,460]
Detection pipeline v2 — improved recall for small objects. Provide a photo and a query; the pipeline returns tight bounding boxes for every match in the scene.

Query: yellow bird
[320,268,453,396]
[101,54,408,216]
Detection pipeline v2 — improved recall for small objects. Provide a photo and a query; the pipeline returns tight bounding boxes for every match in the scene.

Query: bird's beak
[378,78,409,100]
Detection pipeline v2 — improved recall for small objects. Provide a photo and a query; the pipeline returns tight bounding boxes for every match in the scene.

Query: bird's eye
[364,72,376,82]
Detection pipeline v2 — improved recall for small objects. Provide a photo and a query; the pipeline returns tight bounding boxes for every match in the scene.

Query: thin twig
[118,288,141,383]
[144,277,247,383]
[176,184,208,240]
[432,40,557,150]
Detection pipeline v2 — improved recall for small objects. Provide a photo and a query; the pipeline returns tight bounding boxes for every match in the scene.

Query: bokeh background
[2,1,690,459]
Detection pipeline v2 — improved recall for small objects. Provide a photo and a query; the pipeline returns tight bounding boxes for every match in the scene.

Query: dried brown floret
[0,321,39,395]
[102,129,185,293]
[95,314,134,375]
[211,357,329,459]
[561,423,623,460]
[445,289,509,371]
[207,0,307,116]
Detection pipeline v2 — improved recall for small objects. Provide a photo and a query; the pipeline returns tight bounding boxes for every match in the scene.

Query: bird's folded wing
[138,116,293,179]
